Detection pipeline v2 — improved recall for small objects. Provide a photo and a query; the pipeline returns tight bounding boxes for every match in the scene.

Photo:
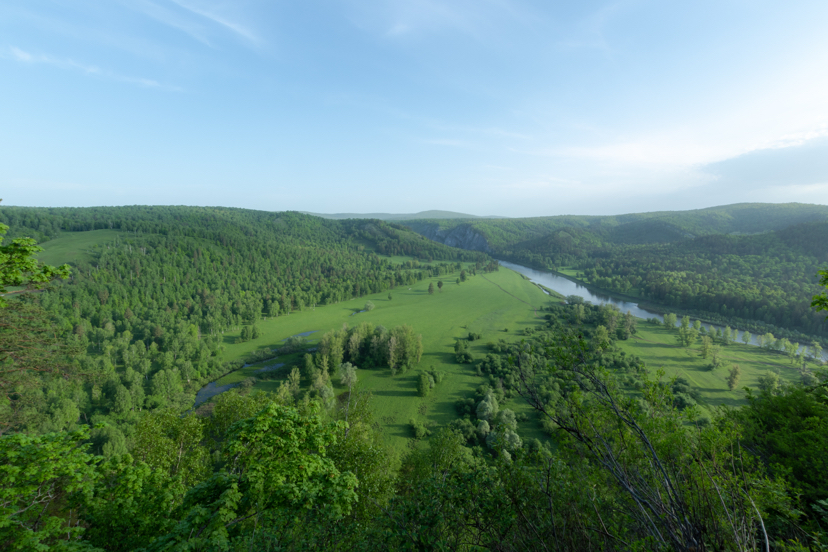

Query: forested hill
[405,203,828,249]
[301,209,503,221]
[405,203,828,340]
[0,205,488,436]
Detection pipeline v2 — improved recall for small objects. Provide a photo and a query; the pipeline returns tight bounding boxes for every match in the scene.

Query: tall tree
[0,216,73,433]
[726,365,741,391]
[0,208,70,307]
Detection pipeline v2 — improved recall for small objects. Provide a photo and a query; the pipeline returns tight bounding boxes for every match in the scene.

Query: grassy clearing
[618,323,802,410]
[215,265,811,453]
[217,265,551,454]
[36,230,122,266]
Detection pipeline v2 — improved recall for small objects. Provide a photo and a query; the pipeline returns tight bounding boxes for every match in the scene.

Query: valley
[2,203,827,550]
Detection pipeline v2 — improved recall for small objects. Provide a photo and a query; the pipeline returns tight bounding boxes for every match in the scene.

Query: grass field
[206,263,815,454]
[36,230,121,266]
[215,265,552,453]
[618,323,802,410]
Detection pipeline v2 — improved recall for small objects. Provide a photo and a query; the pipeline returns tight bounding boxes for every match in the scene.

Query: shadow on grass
[387,423,413,440]
[372,389,413,398]
[704,396,746,407]
[630,341,682,350]
[422,351,456,365]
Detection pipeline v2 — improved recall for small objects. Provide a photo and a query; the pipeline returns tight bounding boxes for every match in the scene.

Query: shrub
[417,372,435,397]
[409,419,430,439]
[280,335,308,354]
[247,348,277,363]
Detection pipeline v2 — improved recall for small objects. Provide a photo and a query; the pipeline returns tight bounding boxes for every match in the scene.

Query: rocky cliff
[404,222,491,253]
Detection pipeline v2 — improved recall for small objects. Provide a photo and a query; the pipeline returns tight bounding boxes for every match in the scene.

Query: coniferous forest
[2,204,828,551]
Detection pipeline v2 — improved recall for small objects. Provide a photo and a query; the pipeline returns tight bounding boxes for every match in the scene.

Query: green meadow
[218,269,812,452]
[216,265,551,453]
[36,229,122,266]
[618,323,802,410]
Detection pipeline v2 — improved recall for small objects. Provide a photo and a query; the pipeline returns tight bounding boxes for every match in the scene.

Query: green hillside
[406,202,828,248]
[303,209,504,220]
[35,229,122,266]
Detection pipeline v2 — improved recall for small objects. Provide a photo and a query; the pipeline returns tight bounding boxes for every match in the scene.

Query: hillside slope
[302,209,504,221]
[0,205,488,436]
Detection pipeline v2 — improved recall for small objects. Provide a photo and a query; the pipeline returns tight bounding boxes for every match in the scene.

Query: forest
[0,206,487,442]
[2,204,828,551]
[405,203,828,342]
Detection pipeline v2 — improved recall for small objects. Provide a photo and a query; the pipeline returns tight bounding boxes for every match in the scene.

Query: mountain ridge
[301,210,504,221]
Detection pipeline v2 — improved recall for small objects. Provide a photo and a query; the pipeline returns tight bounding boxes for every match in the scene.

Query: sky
[3,0,828,217]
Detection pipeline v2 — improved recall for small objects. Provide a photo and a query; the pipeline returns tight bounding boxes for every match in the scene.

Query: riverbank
[500,260,828,359]
[509,261,828,349]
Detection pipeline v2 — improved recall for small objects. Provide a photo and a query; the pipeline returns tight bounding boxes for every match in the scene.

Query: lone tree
[726,365,741,391]
[428,282,434,295]
[338,362,358,390]
[437,280,443,292]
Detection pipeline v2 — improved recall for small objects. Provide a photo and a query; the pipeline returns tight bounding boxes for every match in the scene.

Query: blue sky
[3,0,828,217]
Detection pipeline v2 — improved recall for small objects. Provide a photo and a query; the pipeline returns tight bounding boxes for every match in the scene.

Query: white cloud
[6,46,181,90]
[122,0,212,45]
[168,0,259,43]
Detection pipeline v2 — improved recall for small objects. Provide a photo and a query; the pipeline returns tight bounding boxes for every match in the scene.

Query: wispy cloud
[6,46,181,91]
[423,138,471,147]
[345,0,532,40]
[168,0,258,43]
[122,0,212,45]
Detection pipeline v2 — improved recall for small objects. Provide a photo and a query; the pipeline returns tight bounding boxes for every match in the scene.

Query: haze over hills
[301,210,504,221]
[401,202,828,250]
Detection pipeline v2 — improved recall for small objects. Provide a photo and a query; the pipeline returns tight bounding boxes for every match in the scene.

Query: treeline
[573,222,828,337]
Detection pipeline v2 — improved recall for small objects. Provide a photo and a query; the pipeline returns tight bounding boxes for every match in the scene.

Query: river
[500,260,825,360]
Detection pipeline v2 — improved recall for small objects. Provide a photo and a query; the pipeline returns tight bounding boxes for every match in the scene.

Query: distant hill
[401,202,828,340]
[403,203,828,250]
[302,210,504,221]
